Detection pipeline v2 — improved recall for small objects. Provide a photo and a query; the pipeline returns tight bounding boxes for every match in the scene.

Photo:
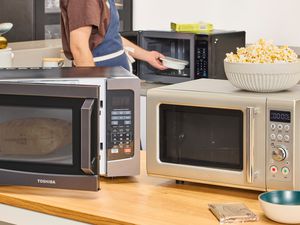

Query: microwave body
[0,67,140,190]
[139,30,245,84]
[147,79,300,191]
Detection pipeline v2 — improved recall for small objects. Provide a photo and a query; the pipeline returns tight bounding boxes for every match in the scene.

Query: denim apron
[92,0,130,71]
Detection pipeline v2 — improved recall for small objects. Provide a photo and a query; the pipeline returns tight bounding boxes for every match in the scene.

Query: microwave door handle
[246,107,255,183]
[81,99,95,175]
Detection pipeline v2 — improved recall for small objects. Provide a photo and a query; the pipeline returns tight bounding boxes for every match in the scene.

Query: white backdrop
[133,0,300,46]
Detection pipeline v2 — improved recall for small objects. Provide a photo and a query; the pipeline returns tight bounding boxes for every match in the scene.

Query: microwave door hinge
[81,99,95,175]
[246,107,257,183]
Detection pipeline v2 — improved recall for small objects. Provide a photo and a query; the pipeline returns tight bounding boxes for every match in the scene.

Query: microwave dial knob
[272,146,287,161]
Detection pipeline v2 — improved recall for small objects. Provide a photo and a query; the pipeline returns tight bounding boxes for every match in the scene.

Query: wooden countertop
[0,152,278,225]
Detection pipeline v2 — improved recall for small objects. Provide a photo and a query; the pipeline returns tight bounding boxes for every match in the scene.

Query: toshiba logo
[37,179,56,185]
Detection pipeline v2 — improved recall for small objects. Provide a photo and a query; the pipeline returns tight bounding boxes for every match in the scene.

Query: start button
[124,148,132,154]
[281,167,290,176]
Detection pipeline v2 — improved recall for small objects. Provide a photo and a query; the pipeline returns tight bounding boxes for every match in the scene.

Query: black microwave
[138,30,245,84]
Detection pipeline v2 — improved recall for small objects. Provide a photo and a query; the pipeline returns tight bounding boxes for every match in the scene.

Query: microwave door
[147,90,266,191]
[0,83,99,191]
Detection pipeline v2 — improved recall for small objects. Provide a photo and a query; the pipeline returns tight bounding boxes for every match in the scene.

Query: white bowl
[224,60,300,92]
[259,191,300,224]
[160,57,189,70]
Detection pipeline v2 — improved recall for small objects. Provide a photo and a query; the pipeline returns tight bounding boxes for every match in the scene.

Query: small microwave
[0,67,140,191]
[138,30,245,84]
[147,79,300,191]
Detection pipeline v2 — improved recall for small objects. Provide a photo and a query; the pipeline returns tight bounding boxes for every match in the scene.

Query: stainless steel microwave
[147,79,300,191]
[0,67,140,191]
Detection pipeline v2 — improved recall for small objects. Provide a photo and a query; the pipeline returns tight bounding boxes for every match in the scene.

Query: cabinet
[0,0,133,42]
[0,204,89,225]
[36,0,61,40]
[0,0,35,42]
[116,0,133,32]
[0,0,60,42]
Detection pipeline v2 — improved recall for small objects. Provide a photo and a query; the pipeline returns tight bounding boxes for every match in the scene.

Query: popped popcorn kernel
[225,38,298,63]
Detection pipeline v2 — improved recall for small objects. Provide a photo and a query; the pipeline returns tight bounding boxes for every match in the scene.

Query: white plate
[160,57,189,70]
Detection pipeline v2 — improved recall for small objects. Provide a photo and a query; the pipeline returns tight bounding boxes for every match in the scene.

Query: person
[60,0,167,71]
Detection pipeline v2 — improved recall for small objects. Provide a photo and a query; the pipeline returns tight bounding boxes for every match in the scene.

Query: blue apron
[92,0,130,71]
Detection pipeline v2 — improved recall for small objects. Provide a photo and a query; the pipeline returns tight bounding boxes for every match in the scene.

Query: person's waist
[93,49,125,62]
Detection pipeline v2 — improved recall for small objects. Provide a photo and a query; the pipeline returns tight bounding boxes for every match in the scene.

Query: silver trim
[105,77,140,177]
[0,169,99,191]
[246,107,255,183]
[0,83,98,98]
[81,99,95,175]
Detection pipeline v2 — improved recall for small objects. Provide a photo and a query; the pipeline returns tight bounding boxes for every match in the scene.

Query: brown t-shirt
[60,0,110,60]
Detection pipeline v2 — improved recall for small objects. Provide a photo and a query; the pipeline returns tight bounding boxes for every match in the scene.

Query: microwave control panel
[106,90,134,161]
[195,40,208,79]
[267,110,293,187]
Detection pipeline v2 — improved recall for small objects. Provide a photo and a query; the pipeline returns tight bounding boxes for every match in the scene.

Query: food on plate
[225,38,298,63]
[0,118,72,155]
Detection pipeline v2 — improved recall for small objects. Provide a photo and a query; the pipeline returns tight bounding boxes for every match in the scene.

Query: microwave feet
[176,180,184,185]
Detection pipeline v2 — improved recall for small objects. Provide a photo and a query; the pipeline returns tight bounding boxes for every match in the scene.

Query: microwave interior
[0,94,98,175]
[141,37,191,78]
[159,104,243,170]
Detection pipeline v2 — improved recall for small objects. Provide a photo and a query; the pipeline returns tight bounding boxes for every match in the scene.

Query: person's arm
[121,37,167,70]
[70,26,95,67]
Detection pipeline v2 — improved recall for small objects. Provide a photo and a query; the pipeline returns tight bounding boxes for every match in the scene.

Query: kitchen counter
[8,39,62,51]
[8,39,64,67]
[0,152,278,225]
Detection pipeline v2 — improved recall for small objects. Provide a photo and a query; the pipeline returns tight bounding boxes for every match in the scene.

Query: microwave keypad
[195,40,208,79]
[108,110,134,161]
[106,90,135,161]
[268,121,292,182]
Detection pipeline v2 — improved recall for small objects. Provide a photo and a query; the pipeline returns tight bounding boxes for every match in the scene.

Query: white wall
[133,0,300,47]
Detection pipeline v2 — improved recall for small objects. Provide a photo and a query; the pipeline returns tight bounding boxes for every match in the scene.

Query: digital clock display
[270,110,291,123]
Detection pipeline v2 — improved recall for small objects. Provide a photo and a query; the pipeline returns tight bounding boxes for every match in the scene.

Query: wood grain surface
[0,151,279,225]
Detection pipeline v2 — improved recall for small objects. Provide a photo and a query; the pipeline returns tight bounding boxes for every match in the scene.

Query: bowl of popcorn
[224,38,300,92]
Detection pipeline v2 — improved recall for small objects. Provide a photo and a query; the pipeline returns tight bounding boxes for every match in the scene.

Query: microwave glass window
[45,0,60,13]
[143,38,190,77]
[0,106,72,165]
[159,104,243,170]
[45,24,61,39]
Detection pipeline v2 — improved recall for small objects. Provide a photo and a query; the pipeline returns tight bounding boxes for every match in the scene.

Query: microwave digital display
[270,110,291,123]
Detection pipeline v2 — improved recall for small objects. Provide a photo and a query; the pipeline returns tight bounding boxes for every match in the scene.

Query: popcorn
[225,38,298,63]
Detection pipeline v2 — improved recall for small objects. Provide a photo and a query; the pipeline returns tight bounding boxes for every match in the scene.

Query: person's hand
[145,51,168,70]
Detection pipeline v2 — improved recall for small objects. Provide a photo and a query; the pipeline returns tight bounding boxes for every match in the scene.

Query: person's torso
[60,0,110,60]
[92,0,130,70]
